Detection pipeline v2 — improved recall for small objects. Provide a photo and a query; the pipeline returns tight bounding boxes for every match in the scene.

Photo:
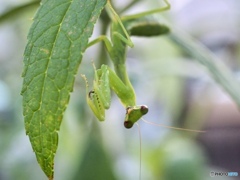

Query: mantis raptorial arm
[81,64,148,128]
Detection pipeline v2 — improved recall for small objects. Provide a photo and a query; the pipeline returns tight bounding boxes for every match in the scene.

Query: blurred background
[0,0,240,179]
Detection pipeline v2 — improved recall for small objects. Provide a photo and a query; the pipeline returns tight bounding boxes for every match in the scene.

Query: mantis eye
[124,121,133,129]
[140,105,148,115]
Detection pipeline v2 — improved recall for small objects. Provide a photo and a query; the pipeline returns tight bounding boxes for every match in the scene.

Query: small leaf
[21,0,107,178]
[124,16,170,37]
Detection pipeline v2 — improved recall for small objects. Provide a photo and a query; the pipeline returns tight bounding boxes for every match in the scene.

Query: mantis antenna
[141,118,206,133]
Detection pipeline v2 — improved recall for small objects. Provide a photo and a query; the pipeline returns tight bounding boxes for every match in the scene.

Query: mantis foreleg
[82,64,148,128]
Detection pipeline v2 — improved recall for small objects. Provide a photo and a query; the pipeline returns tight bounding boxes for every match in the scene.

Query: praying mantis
[82,0,205,133]
[81,0,171,128]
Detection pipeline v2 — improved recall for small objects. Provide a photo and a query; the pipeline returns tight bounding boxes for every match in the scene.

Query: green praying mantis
[82,0,204,132]
[81,0,171,128]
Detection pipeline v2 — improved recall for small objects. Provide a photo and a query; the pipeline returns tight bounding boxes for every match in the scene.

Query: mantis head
[124,105,148,129]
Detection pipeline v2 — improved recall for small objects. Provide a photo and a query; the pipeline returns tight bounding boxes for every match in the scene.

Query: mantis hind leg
[106,0,134,47]
[87,1,134,49]
[121,0,171,21]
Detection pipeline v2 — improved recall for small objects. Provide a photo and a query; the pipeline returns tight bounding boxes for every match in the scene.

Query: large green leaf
[21,0,107,179]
